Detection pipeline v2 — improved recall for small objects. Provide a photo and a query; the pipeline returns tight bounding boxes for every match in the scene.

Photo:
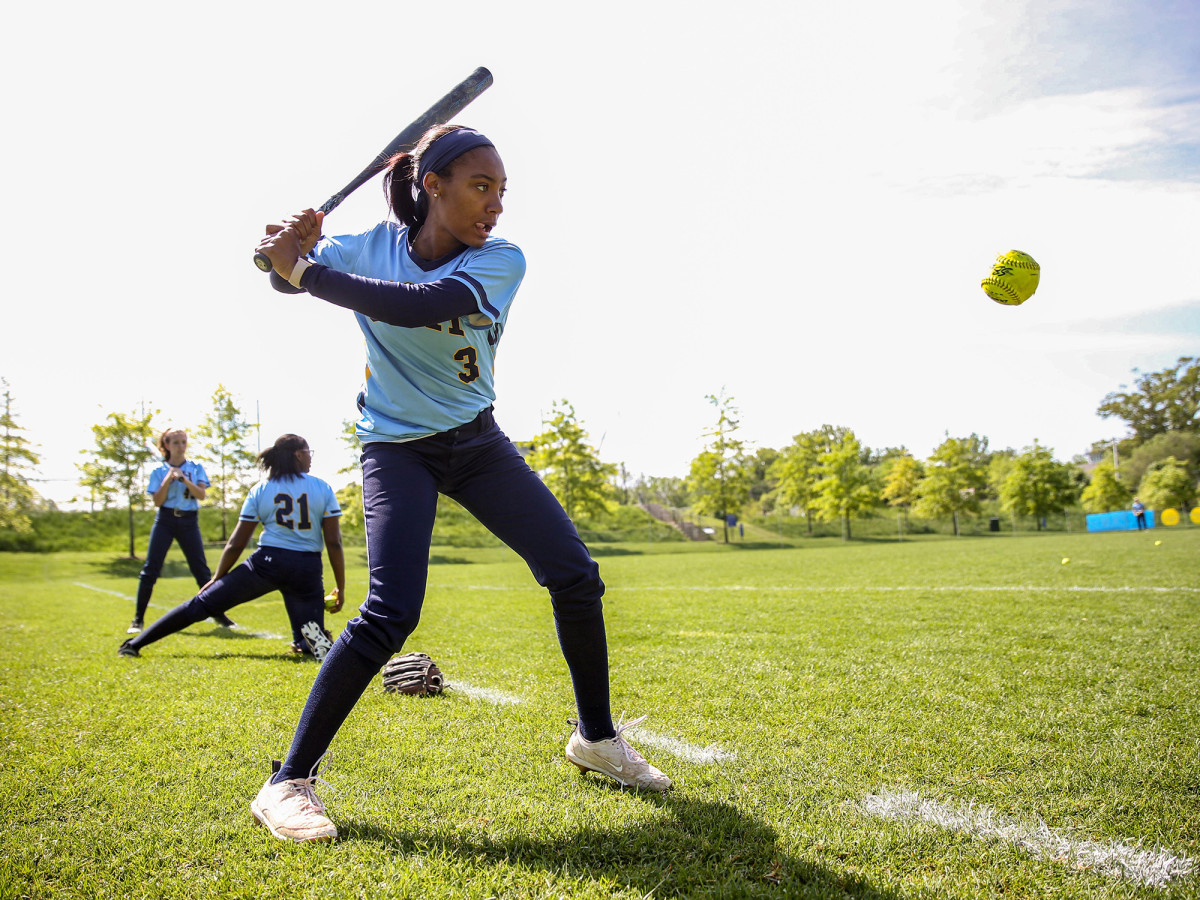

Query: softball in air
[981,250,1040,306]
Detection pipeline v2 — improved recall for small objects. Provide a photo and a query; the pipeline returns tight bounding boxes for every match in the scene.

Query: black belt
[445,406,495,438]
[164,507,197,518]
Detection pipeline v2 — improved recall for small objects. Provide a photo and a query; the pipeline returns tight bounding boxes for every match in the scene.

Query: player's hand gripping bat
[253,66,494,272]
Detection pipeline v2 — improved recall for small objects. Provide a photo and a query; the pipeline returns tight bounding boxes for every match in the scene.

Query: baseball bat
[253,66,494,272]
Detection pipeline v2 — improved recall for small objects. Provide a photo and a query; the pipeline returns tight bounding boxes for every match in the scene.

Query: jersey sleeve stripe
[448,271,500,320]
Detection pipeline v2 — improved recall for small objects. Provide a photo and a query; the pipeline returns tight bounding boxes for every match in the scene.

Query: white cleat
[300,621,333,662]
[251,764,337,843]
[565,714,672,791]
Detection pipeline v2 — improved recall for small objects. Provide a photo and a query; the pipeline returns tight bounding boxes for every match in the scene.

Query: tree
[613,462,634,506]
[633,475,690,509]
[686,391,752,543]
[1138,457,1196,512]
[745,447,780,510]
[813,430,877,540]
[914,433,988,536]
[771,426,847,535]
[998,442,1079,529]
[194,385,259,541]
[1097,356,1199,444]
[1080,459,1130,514]
[339,417,363,477]
[78,408,157,556]
[881,452,923,535]
[984,448,1017,502]
[0,379,41,534]
[527,400,616,520]
[1121,431,1200,494]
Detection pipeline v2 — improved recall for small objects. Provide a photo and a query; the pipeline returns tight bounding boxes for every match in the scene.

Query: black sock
[134,582,153,621]
[274,638,381,783]
[555,609,615,742]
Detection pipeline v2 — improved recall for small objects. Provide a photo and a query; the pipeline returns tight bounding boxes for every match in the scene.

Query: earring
[433,193,439,198]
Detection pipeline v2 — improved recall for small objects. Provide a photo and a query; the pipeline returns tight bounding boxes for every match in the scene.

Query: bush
[3,507,237,554]
[5,501,691,555]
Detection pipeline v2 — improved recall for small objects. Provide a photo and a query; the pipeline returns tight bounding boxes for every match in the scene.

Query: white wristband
[287,258,312,289]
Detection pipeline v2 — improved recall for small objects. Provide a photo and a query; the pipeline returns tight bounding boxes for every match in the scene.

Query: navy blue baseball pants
[136,508,211,619]
[275,410,614,782]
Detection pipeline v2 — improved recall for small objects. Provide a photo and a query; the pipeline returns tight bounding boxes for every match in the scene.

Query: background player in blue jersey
[118,434,345,660]
[131,429,235,634]
[249,125,669,843]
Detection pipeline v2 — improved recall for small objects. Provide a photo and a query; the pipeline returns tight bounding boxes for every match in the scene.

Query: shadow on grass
[339,793,899,898]
[93,557,198,579]
[429,554,475,566]
[587,546,644,557]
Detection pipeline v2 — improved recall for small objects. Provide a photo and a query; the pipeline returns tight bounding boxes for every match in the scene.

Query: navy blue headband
[416,129,495,195]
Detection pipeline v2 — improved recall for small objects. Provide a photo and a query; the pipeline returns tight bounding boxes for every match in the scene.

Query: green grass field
[1,529,1198,899]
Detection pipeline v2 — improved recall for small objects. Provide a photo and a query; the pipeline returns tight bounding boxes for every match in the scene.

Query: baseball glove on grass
[381,651,444,696]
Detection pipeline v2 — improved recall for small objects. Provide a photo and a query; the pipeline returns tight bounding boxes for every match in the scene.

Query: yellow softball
[981,249,1040,306]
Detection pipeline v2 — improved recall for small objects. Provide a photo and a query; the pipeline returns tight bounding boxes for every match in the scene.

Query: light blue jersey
[310,222,525,442]
[146,460,209,511]
[239,473,342,553]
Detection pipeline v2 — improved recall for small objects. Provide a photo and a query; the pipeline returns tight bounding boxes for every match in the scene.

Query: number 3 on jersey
[428,318,481,385]
[454,347,480,384]
[274,493,312,530]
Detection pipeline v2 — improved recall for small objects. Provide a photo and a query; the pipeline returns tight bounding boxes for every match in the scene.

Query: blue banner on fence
[1086,510,1156,532]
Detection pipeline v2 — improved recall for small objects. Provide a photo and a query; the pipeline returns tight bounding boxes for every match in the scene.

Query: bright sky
[4,0,1198,508]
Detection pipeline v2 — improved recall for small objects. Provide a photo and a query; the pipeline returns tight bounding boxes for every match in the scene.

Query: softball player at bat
[118,434,346,661]
[130,428,235,634]
[249,125,669,844]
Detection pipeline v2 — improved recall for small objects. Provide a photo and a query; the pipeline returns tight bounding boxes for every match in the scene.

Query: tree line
[1,358,1197,547]
[672,358,1199,541]
[527,359,1200,543]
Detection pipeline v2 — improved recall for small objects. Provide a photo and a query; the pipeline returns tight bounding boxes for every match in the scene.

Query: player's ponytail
[384,124,469,232]
[384,151,420,228]
[259,434,307,482]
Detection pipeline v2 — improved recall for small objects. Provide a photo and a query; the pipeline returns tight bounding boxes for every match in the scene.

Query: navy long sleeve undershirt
[269,264,481,328]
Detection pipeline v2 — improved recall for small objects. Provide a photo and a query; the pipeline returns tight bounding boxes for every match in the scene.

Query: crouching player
[119,434,345,660]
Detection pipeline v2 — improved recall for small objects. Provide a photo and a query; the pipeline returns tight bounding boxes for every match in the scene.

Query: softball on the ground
[981,249,1040,306]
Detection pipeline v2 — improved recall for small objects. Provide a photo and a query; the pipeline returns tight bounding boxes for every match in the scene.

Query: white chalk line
[446,679,523,706]
[636,729,737,764]
[74,582,142,602]
[861,789,1195,888]
[445,680,734,763]
[73,582,287,641]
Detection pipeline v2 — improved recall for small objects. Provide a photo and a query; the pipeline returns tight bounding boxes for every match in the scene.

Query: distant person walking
[119,434,345,660]
[1132,497,1147,531]
[131,429,235,634]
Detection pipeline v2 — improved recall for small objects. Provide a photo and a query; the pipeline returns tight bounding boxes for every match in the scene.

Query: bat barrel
[252,66,494,272]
